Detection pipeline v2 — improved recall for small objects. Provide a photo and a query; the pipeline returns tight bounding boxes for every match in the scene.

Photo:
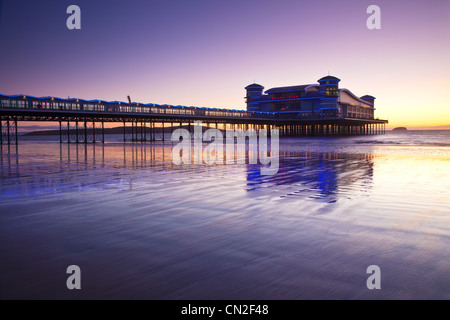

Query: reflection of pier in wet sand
[1,142,375,202]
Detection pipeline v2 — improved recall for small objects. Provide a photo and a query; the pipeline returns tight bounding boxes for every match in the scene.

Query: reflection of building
[246,151,374,200]
[246,76,376,120]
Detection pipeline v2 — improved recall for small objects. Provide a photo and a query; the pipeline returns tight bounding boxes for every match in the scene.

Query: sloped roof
[245,83,264,90]
[318,75,340,82]
[265,84,313,94]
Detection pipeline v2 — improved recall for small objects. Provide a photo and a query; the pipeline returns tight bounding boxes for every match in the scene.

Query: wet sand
[1,134,449,299]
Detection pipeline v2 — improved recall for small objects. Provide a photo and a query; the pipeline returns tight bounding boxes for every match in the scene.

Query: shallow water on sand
[1,132,449,299]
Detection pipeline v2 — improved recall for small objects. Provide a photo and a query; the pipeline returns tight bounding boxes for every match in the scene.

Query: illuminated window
[326,87,338,97]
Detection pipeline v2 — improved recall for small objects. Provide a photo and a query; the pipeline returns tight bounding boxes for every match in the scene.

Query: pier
[0,94,387,145]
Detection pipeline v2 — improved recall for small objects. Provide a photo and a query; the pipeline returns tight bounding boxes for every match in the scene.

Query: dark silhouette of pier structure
[0,94,387,145]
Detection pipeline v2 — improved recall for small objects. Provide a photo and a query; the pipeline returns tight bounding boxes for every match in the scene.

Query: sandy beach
[1,131,449,299]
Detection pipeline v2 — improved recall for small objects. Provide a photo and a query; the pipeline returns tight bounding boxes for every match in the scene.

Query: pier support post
[7,119,10,144]
[143,122,146,141]
[67,121,71,144]
[15,120,18,145]
[153,121,156,141]
[84,120,88,144]
[189,121,192,138]
[1,118,19,145]
[123,121,126,142]
[92,122,96,143]
[76,120,79,143]
[148,120,153,141]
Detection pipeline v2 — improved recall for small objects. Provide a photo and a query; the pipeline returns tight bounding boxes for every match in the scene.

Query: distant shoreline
[21,127,450,136]
[22,126,185,136]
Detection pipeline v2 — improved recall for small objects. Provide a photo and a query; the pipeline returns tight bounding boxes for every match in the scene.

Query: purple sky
[1,0,449,128]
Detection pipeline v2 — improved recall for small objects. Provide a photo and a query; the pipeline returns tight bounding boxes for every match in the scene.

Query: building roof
[339,89,375,107]
[265,84,313,94]
[318,75,341,82]
[245,83,264,90]
[360,95,376,100]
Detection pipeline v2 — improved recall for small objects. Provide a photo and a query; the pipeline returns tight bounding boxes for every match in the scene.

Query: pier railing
[0,94,277,120]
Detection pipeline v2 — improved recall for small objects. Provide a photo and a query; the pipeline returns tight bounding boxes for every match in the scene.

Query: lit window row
[271,95,299,100]
[325,88,338,97]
